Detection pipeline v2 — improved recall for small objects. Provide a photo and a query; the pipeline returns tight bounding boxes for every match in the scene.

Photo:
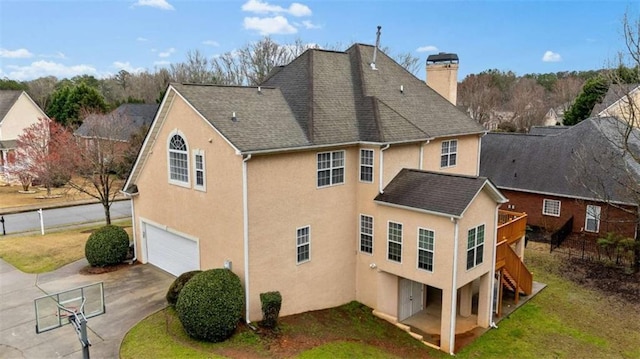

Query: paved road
[0,200,132,235]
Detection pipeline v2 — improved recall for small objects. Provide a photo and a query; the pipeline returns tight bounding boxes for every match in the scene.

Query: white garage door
[144,222,200,276]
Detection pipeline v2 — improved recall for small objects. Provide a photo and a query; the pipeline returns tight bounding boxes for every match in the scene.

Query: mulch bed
[80,262,134,275]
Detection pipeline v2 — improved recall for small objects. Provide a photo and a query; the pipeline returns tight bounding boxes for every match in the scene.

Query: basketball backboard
[34,282,105,334]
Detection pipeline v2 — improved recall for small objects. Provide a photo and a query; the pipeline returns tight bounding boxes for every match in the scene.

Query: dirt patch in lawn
[559,256,640,304]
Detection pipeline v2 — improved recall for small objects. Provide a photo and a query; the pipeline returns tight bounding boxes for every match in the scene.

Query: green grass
[0,220,132,273]
[121,249,640,358]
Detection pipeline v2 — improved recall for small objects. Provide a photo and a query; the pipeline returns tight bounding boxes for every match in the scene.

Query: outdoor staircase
[495,211,532,306]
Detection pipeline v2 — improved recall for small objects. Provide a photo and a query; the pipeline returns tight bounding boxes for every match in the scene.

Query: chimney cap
[426,52,459,64]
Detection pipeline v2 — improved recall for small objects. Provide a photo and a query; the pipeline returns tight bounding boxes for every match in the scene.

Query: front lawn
[121,248,640,358]
[0,221,132,273]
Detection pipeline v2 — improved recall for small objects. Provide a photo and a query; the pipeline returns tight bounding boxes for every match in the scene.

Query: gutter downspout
[242,154,252,323]
[119,190,138,264]
[379,144,390,193]
[419,140,430,170]
[489,203,501,328]
[449,217,459,355]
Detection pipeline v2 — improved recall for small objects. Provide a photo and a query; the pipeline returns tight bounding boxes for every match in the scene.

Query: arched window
[168,133,189,184]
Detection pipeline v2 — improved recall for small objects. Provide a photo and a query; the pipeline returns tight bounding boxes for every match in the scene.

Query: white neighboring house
[0,90,48,180]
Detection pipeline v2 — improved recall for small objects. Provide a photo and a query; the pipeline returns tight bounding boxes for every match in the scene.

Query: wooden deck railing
[496,240,533,300]
[497,210,528,245]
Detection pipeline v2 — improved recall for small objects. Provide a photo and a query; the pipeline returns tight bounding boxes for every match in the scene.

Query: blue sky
[0,0,638,82]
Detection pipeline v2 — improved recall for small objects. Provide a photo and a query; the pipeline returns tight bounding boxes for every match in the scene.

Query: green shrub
[259,291,282,329]
[166,270,202,306]
[84,225,130,267]
[176,269,244,342]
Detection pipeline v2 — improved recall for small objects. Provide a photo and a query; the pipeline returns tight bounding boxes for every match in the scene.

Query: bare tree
[68,110,134,224]
[26,76,57,110]
[458,73,501,126]
[573,10,640,271]
[508,77,548,131]
[553,76,585,111]
[170,49,217,84]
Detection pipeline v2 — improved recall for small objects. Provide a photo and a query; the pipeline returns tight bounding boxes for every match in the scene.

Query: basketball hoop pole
[59,299,91,359]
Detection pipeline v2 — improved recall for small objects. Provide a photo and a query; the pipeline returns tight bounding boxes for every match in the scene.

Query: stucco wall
[422,135,481,176]
[0,93,45,141]
[132,93,245,278]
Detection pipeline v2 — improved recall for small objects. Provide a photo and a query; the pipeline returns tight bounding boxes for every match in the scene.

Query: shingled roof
[375,169,505,218]
[0,91,22,122]
[76,103,159,141]
[169,44,482,153]
[480,117,640,205]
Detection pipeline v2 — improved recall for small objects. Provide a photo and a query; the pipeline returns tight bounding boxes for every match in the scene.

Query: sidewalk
[0,197,130,216]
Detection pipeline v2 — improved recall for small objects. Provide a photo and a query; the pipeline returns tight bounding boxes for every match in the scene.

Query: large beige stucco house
[124,44,530,354]
[591,83,640,128]
[0,90,48,177]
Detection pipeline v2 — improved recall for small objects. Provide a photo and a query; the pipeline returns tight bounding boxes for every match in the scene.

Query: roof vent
[257,86,261,93]
[370,26,382,70]
[232,112,237,122]
[400,85,404,94]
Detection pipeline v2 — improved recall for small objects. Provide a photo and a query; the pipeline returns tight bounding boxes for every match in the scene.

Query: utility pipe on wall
[379,144,390,193]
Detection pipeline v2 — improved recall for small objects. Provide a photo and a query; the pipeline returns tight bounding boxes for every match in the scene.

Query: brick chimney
[426,52,459,105]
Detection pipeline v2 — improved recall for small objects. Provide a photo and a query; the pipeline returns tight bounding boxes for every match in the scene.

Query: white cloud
[132,0,174,10]
[0,48,34,58]
[416,45,438,53]
[244,16,297,35]
[39,51,66,59]
[158,47,176,58]
[202,40,220,47]
[5,60,98,81]
[241,0,311,17]
[542,50,562,62]
[300,20,320,29]
[153,60,171,67]
[113,61,146,73]
[137,37,148,42]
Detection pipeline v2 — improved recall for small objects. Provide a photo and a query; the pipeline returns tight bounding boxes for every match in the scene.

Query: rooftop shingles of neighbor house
[590,83,640,116]
[0,90,22,122]
[480,117,640,205]
[75,103,159,141]
[528,126,571,136]
[172,44,483,153]
[374,168,496,217]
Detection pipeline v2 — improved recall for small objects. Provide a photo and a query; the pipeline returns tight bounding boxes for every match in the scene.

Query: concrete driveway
[0,258,174,358]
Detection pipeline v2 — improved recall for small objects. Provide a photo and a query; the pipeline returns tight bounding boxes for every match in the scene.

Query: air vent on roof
[370,26,382,70]
[232,112,237,122]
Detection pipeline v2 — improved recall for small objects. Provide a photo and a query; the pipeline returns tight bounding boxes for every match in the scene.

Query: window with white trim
[466,224,485,270]
[296,226,310,264]
[360,215,373,254]
[585,205,601,233]
[359,149,374,183]
[193,149,205,191]
[317,151,345,187]
[440,139,457,168]
[387,222,402,262]
[168,133,189,185]
[543,199,561,217]
[418,228,435,271]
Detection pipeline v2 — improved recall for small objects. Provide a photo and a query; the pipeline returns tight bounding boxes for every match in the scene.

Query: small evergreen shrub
[166,270,202,306]
[260,291,282,329]
[84,225,130,267]
[176,269,244,342]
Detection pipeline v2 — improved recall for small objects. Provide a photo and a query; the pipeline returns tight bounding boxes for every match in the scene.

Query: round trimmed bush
[84,225,130,267]
[176,269,244,342]
[166,270,202,306]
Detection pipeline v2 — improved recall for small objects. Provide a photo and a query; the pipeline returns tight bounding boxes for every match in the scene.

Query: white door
[398,278,424,321]
[144,221,200,276]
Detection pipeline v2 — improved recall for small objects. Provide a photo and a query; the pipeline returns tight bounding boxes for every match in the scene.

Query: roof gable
[591,83,640,116]
[375,169,505,217]
[0,91,23,122]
